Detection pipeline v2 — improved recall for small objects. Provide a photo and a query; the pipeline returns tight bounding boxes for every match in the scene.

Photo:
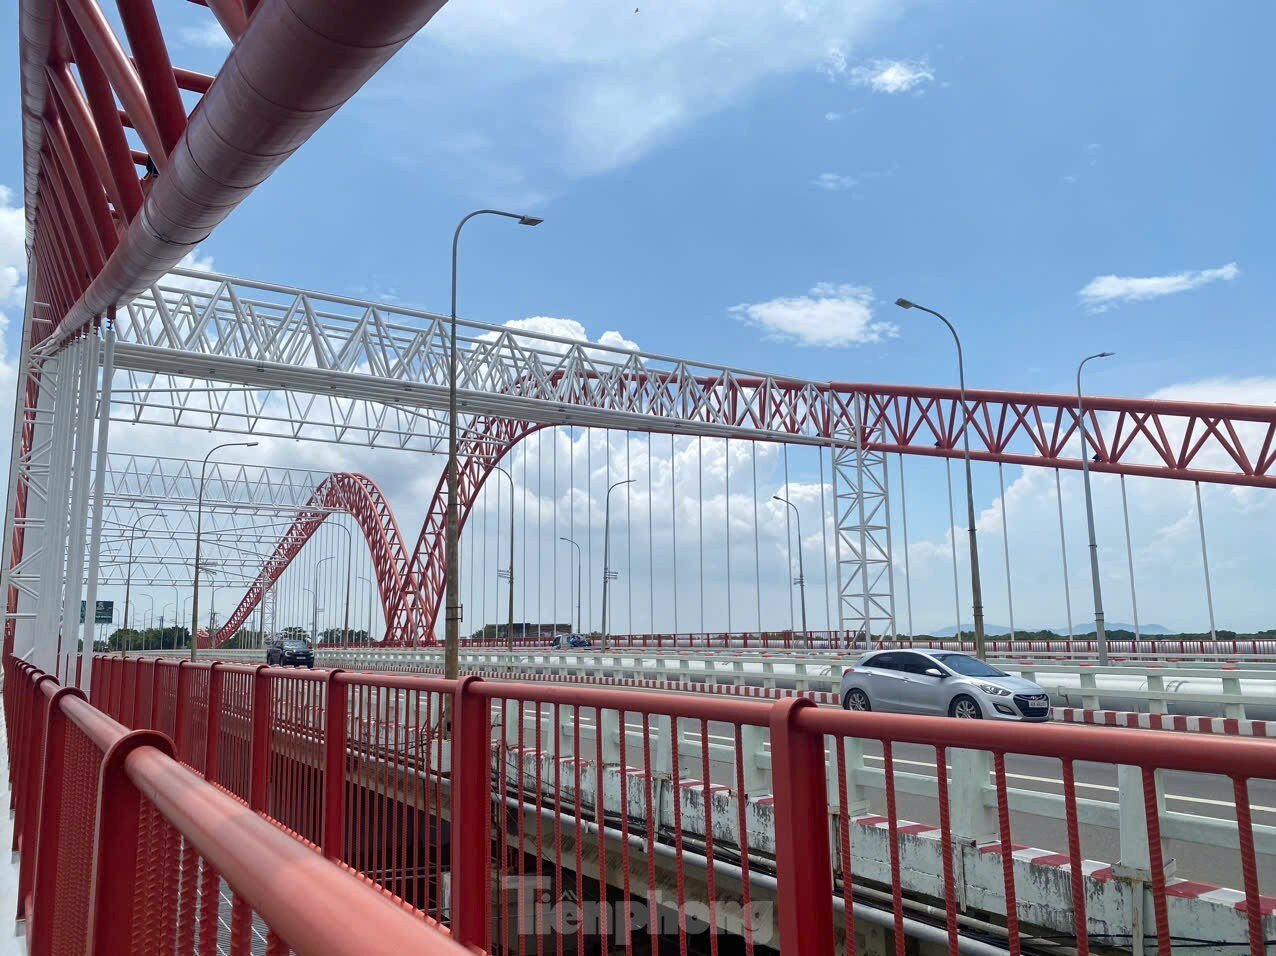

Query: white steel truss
[2,268,892,678]
[832,395,897,644]
[110,269,833,449]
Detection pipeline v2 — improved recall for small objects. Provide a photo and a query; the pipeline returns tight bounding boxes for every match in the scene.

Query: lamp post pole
[773,495,809,647]
[314,555,334,644]
[134,593,153,652]
[895,298,987,660]
[324,520,354,644]
[444,209,543,680]
[492,465,516,650]
[560,537,582,634]
[357,575,375,643]
[1077,351,1115,665]
[600,479,635,651]
[122,512,162,656]
[191,441,258,660]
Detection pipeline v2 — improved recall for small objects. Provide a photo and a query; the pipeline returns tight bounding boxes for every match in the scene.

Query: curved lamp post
[444,209,542,680]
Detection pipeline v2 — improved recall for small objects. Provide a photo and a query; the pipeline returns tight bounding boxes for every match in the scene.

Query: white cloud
[812,172,856,191]
[178,20,232,50]
[1078,262,1240,311]
[729,283,896,347]
[479,315,642,360]
[848,57,934,94]
[395,0,902,181]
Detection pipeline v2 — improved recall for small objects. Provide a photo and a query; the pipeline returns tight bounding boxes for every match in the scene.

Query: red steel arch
[212,473,410,647]
[383,417,541,645]
[215,380,1276,646]
[381,380,1276,644]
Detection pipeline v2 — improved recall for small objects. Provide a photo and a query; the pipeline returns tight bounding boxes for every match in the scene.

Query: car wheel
[950,695,983,719]
[843,688,872,712]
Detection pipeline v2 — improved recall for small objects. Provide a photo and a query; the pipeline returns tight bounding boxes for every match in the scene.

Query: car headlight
[975,682,1011,697]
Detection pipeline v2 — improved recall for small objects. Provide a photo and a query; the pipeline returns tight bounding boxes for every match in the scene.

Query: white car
[839,649,1052,721]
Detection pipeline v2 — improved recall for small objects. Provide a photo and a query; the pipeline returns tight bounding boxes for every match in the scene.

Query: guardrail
[90,654,1276,954]
[446,630,1276,659]
[234,645,1276,721]
[2,655,464,955]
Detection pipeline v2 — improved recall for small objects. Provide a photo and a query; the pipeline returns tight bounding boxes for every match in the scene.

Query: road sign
[80,600,114,624]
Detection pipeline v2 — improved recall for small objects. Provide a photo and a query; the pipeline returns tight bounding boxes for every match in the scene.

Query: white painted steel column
[945,457,963,641]
[897,454,914,638]
[998,462,1016,641]
[1120,475,1141,639]
[1195,482,1218,641]
[0,283,37,658]
[1055,469,1074,638]
[79,328,115,694]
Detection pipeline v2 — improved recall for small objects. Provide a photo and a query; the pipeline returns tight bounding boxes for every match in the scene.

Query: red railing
[81,653,1276,954]
[3,655,465,955]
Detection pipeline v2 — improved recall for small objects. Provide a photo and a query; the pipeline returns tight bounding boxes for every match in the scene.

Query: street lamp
[444,209,542,681]
[357,574,376,643]
[134,593,154,652]
[323,520,354,644]
[1077,351,1115,664]
[191,440,258,660]
[560,537,582,635]
[314,555,334,644]
[895,298,988,659]
[122,512,163,657]
[773,495,810,647]
[492,465,517,650]
[600,479,635,651]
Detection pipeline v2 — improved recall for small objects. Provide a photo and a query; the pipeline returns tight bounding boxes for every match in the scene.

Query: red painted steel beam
[42,0,451,343]
[213,474,412,647]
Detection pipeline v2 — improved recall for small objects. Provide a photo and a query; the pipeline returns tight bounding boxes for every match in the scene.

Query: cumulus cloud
[178,20,232,50]
[391,0,902,183]
[847,57,934,94]
[1078,262,1239,311]
[812,172,856,191]
[478,316,642,363]
[729,283,896,347]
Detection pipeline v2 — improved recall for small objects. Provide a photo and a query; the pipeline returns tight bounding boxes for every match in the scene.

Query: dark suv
[267,637,314,668]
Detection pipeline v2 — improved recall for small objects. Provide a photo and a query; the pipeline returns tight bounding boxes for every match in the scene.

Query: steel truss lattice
[831,396,896,645]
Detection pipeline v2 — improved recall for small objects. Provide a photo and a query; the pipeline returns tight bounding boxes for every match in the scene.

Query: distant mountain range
[930,621,1171,638]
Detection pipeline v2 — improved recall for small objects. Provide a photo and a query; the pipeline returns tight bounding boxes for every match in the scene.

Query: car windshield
[931,653,1004,677]
[283,640,309,650]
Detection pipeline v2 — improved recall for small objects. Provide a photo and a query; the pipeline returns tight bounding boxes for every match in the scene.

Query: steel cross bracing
[87,454,345,588]
[832,395,896,643]
[100,269,1276,646]
[113,271,1276,488]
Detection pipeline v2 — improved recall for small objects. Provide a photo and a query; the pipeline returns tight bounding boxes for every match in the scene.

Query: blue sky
[0,1,1272,635]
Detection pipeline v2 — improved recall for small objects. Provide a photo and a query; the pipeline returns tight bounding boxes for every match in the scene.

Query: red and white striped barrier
[1053,707,1273,737]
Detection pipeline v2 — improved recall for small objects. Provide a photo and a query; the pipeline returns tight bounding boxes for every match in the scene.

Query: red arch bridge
[6,1,1276,955]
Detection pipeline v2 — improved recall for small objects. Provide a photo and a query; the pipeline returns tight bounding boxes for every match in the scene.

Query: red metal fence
[78,654,1276,955]
[3,655,464,955]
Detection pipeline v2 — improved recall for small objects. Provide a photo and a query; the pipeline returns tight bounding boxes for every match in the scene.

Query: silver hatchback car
[839,649,1052,721]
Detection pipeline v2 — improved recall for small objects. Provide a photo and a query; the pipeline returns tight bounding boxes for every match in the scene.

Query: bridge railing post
[323,670,348,859]
[173,660,190,757]
[249,666,271,812]
[450,676,491,947]
[768,697,834,954]
[204,663,223,782]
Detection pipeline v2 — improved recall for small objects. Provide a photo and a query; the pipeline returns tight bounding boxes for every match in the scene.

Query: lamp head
[518,216,544,227]
[1099,351,1115,358]
[894,298,916,310]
